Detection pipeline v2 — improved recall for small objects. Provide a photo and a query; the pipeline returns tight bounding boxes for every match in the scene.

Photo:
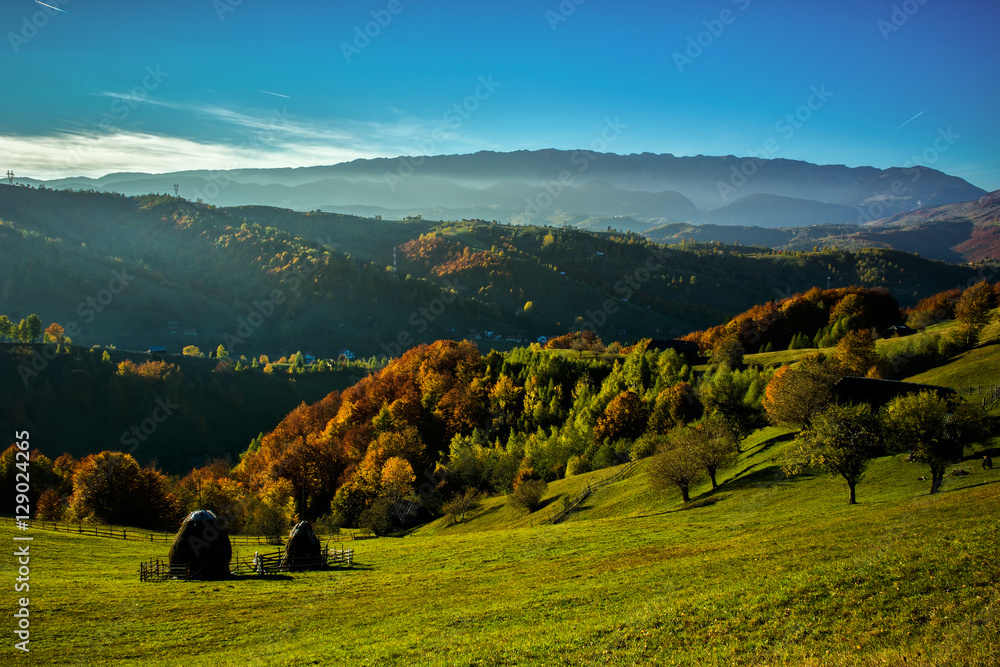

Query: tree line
[6,281,995,533]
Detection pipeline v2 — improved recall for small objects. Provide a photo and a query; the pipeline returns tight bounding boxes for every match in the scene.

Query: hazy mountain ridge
[18,150,985,229]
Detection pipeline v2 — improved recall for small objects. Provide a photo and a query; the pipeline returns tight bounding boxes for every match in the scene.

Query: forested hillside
[7,277,997,535]
[0,184,991,360]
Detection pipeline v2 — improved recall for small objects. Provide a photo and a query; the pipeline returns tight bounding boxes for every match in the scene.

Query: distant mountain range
[17,150,986,229]
[644,189,1000,264]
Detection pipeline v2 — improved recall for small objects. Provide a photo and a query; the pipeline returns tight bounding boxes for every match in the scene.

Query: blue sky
[1,0,998,190]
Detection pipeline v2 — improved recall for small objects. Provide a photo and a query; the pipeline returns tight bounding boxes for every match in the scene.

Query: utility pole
[5,170,13,185]
[173,183,179,197]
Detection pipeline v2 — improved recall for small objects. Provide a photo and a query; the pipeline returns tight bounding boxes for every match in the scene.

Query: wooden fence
[964,382,1000,410]
[540,460,639,525]
[231,546,354,576]
[141,546,354,581]
[0,515,360,545]
[0,516,364,547]
[139,559,190,582]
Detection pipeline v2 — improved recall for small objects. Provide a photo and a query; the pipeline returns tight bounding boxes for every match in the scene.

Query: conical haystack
[168,509,232,579]
[280,520,322,571]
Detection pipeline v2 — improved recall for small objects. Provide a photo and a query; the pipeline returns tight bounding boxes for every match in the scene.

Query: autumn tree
[44,322,67,350]
[711,330,744,368]
[785,403,881,504]
[67,451,179,529]
[955,281,995,346]
[242,478,296,539]
[380,456,416,501]
[647,382,702,434]
[763,353,843,428]
[834,329,883,378]
[36,488,63,521]
[594,390,648,443]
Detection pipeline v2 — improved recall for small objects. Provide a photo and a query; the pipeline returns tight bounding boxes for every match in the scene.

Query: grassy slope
[14,426,1000,666]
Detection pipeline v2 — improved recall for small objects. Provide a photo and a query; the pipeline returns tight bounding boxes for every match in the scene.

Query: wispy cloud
[0,131,372,180]
[2,99,498,179]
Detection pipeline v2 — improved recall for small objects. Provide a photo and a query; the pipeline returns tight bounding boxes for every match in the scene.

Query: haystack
[168,509,232,579]
[280,520,322,571]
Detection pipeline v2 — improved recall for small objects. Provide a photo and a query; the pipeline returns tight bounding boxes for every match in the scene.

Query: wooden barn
[832,377,956,409]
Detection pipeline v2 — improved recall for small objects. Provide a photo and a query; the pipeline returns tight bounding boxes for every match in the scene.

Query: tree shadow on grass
[536,495,563,512]
[740,430,797,458]
[627,465,813,520]
[723,464,813,493]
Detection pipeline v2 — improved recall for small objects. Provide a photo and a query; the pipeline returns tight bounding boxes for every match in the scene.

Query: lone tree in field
[690,417,740,490]
[784,402,880,504]
[883,391,986,494]
[954,281,995,346]
[648,432,705,503]
[442,487,484,523]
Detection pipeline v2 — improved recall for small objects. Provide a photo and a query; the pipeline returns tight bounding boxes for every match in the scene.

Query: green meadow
[9,426,999,666]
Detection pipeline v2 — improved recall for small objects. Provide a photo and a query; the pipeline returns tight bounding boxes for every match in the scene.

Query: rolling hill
[3,184,990,360]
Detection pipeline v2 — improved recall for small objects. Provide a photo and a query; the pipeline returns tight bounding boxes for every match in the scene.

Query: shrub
[631,434,659,460]
[590,444,619,471]
[313,513,341,536]
[358,497,396,536]
[565,455,589,477]
[507,479,548,513]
